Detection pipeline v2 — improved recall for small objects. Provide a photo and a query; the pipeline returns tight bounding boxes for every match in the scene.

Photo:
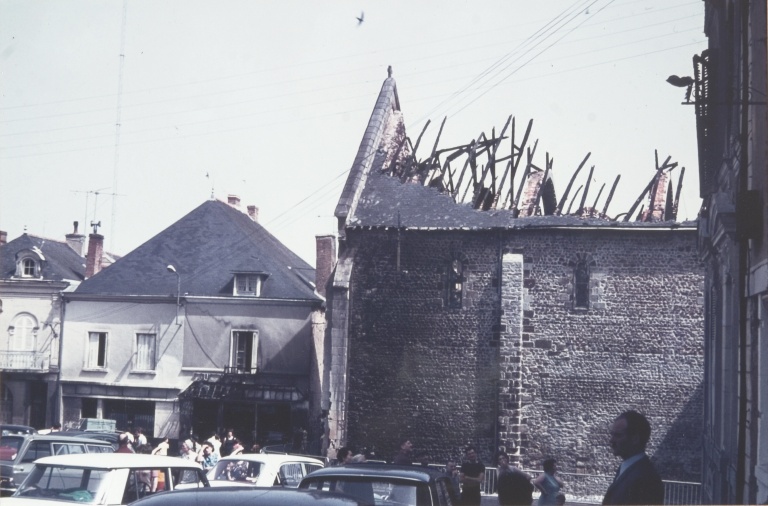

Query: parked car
[203,453,325,488]
[132,486,366,506]
[60,430,121,450]
[299,463,458,506]
[0,434,114,496]
[5,453,209,505]
[0,425,36,436]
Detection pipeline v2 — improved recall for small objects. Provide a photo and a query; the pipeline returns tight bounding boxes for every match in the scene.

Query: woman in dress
[533,458,565,505]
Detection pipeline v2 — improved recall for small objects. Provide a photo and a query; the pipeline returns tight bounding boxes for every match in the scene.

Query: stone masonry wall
[341,226,703,481]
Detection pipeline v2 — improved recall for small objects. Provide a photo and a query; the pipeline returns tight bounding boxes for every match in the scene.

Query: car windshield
[15,465,111,504]
[0,435,24,461]
[209,459,263,483]
[302,477,429,506]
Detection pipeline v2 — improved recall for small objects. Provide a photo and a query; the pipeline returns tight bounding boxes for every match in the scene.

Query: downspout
[735,1,750,501]
[56,295,66,425]
[494,230,503,457]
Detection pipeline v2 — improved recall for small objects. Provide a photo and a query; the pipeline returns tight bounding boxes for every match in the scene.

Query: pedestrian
[115,433,134,453]
[336,446,353,465]
[249,443,261,454]
[135,427,148,447]
[496,451,533,506]
[206,432,222,456]
[179,439,196,460]
[602,410,664,505]
[199,441,219,471]
[459,446,485,506]
[221,428,236,457]
[392,439,413,465]
[444,460,462,499]
[533,458,564,505]
[229,438,244,456]
[151,437,169,456]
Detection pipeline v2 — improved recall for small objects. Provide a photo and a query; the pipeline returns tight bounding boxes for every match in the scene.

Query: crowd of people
[336,410,664,506]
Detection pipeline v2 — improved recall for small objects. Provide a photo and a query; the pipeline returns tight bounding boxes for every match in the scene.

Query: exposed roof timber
[396,115,686,222]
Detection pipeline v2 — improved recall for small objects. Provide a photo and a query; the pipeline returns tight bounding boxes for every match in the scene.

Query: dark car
[0,425,36,436]
[61,429,121,450]
[299,463,458,506]
[0,433,113,496]
[132,486,366,506]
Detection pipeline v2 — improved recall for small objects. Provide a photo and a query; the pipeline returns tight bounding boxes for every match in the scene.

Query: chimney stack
[85,233,104,278]
[315,234,337,298]
[66,221,86,256]
[227,195,241,208]
[0,230,6,246]
[247,205,259,223]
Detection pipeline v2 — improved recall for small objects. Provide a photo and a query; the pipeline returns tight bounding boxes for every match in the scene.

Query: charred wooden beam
[577,165,595,216]
[501,120,533,209]
[602,175,621,217]
[672,166,686,220]
[555,152,591,215]
[623,177,655,222]
[566,185,584,215]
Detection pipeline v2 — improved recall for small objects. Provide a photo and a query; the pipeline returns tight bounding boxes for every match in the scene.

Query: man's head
[337,446,352,464]
[118,433,130,446]
[202,442,213,455]
[543,458,556,473]
[52,422,61,430]
[465,446,478,462]
[610,410,652,459]
[446,461,456,473]
[497,452,509,468]
[400,439,412,452]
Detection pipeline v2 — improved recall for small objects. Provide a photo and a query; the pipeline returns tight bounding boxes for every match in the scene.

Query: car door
[15,440,54,485]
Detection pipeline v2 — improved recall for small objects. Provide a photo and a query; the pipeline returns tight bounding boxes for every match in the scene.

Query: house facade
[62,198,325,449]
[324,76,705,486]
[694,1,767,503]
[0,225,87,428]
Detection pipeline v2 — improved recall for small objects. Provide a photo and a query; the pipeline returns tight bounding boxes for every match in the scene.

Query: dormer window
[14,248,45,279]
[233,272,269,297]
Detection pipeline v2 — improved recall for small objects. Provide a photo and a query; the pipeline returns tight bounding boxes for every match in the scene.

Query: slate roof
[74,199,320,301]
[0,234,85,282]
[338,77,697,232]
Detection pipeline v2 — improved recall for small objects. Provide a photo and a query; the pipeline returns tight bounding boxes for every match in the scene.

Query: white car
[4,453,208,505]
[205,453,324,488]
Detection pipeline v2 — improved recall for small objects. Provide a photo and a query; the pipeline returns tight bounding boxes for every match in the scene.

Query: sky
[0,0,707,265]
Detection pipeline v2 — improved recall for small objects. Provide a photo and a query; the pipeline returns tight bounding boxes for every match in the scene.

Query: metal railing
[481,468,700,504]
[0,351,49,371]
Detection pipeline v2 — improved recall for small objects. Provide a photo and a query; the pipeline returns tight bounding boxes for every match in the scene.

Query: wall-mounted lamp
[666,75,695,103]
[7,325,14,336]
[167,264,181,325]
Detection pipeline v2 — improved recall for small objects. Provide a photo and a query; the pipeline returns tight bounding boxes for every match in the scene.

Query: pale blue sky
[0,0,706,264]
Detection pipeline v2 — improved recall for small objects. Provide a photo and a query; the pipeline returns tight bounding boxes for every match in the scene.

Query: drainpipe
[735,1,749,502]
[56,295,66,425]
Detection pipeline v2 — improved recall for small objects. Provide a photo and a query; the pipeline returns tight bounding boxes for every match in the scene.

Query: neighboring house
[60,197,325,450]
[693,1,767,503]
[323,75,704,486]
[0,225,88,428]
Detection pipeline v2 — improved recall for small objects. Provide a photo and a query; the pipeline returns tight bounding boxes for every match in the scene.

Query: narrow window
[11,314,36,351]
[22,258,36,277]
[574,261,590,309]
[447,259,464,308]
[230,330,258,373]
[87,332,107,368]
[135,333,156,371]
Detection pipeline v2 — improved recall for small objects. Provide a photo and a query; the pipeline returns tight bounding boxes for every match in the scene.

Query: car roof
[218,453,324,465]
[300,463,444,482]
[0,425,36,435]
[0,434,113,444]
[32,453,203,469]
[133,486,365,506]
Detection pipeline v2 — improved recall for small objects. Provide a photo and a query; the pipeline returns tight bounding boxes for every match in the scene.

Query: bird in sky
[356,12,364,25]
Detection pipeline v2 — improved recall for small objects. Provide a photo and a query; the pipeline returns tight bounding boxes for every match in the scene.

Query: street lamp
[167,264,181,325]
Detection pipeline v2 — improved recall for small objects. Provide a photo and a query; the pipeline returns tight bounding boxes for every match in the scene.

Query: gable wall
[341,226,703,481]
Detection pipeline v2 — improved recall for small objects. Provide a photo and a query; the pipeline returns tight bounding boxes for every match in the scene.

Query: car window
[171,467,206,488]
[303,478,424,506]
[53,443,87,456]
[86,444,113,453]
[16,465,110,503]
[122,468,168,503]
[21,441,52,463]
[305,463,323,475]
[210,460,263,483]
[278,462,304,487]
[0,435,24,460]
[435,479,455,506]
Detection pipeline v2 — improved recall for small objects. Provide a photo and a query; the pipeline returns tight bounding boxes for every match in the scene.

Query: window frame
[86,331,108,370]
[229,330,259,374]
[10,313,37,351]
[134,332,157,372]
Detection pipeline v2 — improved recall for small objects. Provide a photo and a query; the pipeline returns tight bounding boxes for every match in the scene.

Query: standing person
[459,446,485,506]
[336,446,353,465]
[221,429,236,457]
[496,452,533,506]
[179,440,196,461]
[207,432,222,456]
[135,427,148,447]
[151,438,169,456]
[602,410,664,505]
[115,433,134,453]
[444,460,462,499]
[534,458,564,505]
[392,439,413,465]
[199,442,219,471]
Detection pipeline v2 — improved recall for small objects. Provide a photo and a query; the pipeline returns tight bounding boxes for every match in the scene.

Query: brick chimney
[315,235,337,298]
[247,205,259,223]
[85,233,104,278]
[227,195,241,208]
[0,230,6,246]
[65,221,86,256]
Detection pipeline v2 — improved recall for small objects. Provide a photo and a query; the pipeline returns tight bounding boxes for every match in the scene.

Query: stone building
[324,75,705,483]
[692,1,767,503]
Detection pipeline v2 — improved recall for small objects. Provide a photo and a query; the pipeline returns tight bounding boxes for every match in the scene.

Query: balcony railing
[0,351,50,371]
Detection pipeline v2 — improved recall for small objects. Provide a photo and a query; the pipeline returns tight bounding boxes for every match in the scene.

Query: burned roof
[338,75,696,233]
